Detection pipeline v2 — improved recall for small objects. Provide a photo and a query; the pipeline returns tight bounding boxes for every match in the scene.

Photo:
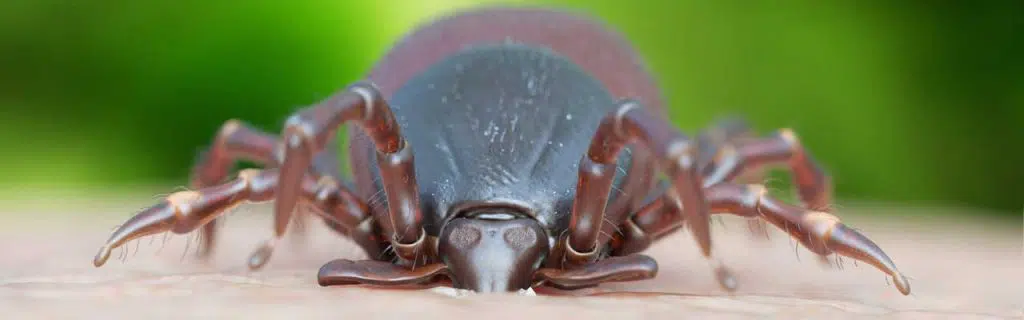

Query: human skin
[1,196,1020,319]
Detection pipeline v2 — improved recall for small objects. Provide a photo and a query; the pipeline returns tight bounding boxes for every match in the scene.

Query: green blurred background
[0,0,1020,218]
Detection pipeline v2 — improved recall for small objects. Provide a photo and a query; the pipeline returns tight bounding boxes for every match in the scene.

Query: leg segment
[189,119,280,257]
[93,168,378,269]
[191,120,280,187]
[565,100,710,266]
[696,117,753,169]
[599,147,656,247]
[696,117,767,184]
[702,128,832,211]
[610,194,741,291]
[188,119,341,257]
[274,82,425,262]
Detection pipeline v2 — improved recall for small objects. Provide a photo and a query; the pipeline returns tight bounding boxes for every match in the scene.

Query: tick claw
[894,274,911,296]
[247,240,276,270]
[93,246,112,267]
[713,263,738,292]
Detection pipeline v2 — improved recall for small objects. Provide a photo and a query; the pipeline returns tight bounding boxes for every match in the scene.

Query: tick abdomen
[348,8,669,229]
[361,43,634,237]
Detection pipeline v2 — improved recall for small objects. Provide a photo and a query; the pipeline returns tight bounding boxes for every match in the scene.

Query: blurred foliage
[0,0,1020,216]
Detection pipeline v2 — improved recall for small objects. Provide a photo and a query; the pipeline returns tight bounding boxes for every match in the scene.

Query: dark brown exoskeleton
[93,7,910,295]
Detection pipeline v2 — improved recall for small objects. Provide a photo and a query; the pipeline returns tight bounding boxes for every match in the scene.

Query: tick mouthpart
[437,215,549,293]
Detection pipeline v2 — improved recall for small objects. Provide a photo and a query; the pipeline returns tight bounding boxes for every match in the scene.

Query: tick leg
[565,100,710,266]
[189,119,340,257]
[601,147,656,244]
[191,120,280,187]
[274,81,425,263]
[613,183,910,295]
[609,195,676,256]
[93,168,377,270]
[535,254,659,290]
[318,259,449,288]
[702,128,832,211]
[695,119,770,242]
[610,194,741,291]
[189,119,279,258]
[696,117,765,184]
[709,183,909,295]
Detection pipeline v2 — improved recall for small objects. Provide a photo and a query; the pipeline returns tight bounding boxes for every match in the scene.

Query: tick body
[93,7,911,295]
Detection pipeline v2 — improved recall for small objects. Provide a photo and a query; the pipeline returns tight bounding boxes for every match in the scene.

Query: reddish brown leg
[274,81,425,263]
[609,196,677,257]
[696,117,765,184]
[611,183,911,296]
[189,119,339,257]
[598,147,656,250]
[702,128,834,266]
[694,118,776,242]
[702,128,832,211]
[707,183,910,295]
[564,100,710,266]
[189,119,280,258]
[93,168,379,269]
[610,194,743,291]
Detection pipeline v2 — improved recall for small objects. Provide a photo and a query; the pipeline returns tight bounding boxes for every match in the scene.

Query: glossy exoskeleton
[93,7,910,295]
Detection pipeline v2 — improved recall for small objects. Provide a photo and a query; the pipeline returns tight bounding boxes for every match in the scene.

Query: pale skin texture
[1,195,1021,319]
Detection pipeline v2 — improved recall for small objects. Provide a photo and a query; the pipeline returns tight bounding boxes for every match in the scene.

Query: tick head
[437,211,549,293]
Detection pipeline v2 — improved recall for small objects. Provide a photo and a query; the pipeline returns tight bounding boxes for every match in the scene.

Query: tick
[93,7,910,295]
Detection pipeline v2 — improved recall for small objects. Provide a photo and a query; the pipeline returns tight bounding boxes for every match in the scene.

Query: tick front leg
[274,81,425,263]
[564,100,710,266]
[93,168,377,269]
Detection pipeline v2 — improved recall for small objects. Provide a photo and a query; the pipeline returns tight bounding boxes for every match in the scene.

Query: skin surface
[3,197,1021,319]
